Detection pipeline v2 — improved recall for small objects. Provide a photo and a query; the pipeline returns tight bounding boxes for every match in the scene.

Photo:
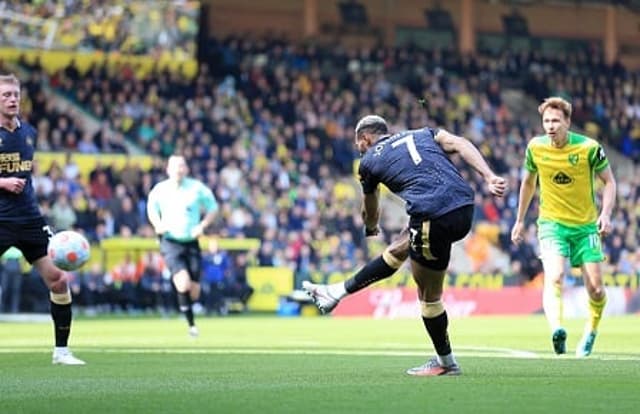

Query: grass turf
[1,315,639,413]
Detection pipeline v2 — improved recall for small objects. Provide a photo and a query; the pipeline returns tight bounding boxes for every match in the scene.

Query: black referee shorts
[159,237,202,282]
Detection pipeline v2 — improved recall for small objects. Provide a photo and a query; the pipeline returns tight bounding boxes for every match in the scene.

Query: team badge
[568,154,579,165]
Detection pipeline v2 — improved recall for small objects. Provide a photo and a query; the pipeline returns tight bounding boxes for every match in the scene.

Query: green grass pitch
[1,314,639,413]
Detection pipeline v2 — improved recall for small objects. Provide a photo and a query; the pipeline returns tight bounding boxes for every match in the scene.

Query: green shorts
[537,219,605,267]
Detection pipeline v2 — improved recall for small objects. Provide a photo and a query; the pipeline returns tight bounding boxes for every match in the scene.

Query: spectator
[201,238,232,314]
[50,193,77,231]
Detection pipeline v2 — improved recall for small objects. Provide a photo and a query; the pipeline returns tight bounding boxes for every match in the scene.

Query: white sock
[54,346,69,354]
[437,353,457,367]
[542,284,563,332]
[328,282,347,299]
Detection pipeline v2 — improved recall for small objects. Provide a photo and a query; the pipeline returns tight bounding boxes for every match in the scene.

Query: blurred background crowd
[0,0,638,315]
[1,0,199,56]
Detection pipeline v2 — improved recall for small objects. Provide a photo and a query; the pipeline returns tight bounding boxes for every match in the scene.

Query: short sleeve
[425,127,439,140]
[146,186,159,214]
[589,145,609,173]
[358,158,378,194]
[524,145,537,172]
[199,182,218,213]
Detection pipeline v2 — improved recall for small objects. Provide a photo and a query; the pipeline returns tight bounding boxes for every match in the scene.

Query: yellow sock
[587,295,607,332]
[543,283,563,331]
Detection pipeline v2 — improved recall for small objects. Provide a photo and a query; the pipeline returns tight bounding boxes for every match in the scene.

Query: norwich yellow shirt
[524,131,609,226]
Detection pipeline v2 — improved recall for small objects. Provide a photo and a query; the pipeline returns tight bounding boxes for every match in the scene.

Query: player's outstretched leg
[552,327,567,355]
[302,281,342,314]
[301,242,407,314]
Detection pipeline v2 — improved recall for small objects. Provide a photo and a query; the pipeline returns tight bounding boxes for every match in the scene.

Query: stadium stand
[1,0,199,56]
[1,2,638,315]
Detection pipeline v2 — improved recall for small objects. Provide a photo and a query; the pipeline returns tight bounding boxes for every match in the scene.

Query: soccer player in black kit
[304,115,506,376]
[0,74,84,365]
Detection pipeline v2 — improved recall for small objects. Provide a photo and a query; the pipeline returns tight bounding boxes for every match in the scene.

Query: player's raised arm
[434,129,506,197]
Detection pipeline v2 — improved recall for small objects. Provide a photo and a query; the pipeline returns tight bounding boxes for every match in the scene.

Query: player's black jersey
[0,120,42,221]
[359,127,474,219]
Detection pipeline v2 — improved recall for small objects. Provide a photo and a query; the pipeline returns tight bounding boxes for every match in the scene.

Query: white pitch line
[95,348,536,359]
[459,346,539,359]
[1,346,639,361]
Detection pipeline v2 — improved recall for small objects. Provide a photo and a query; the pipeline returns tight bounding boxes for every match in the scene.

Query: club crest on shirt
[568,153,579,165]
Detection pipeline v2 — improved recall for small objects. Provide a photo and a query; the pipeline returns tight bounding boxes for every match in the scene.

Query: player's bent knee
[420,300,445,318]
[382,249,404,269]
[47,271,70,294]
[172,270,191,291]
[50,289,72,305]
[190,283,201,300]
[382,242,409,269]
[590,285,606,300]
[389,236,410,258]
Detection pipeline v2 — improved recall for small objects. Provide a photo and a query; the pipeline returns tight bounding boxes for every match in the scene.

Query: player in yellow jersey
[511,97,617,357]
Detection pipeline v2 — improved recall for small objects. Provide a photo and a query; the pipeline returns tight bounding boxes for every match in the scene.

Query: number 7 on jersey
[391,134,422,165]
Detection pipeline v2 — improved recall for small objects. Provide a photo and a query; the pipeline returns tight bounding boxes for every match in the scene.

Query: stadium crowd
[1,35,639,315]
[1,0,198,56]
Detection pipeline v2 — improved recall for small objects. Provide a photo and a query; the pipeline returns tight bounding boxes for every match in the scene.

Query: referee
[147,154,218,337]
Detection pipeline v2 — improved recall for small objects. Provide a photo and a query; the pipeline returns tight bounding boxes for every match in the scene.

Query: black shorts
[408,205,474,271]
[0,217,53,264]
[159,237,202,282]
